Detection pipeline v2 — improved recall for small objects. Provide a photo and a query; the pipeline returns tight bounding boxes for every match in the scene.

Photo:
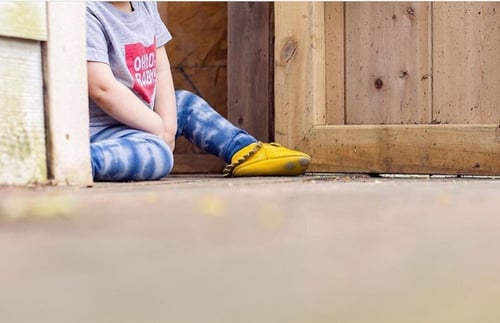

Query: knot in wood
[374,78,384,90]
[280,38,298,64]
[407,7,415,15]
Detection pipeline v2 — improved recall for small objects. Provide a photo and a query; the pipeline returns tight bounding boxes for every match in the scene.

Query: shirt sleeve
[86,7,110,64]
[144,2,172,47]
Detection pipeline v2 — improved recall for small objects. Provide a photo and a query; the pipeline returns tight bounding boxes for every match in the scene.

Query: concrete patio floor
[0,174,499,323]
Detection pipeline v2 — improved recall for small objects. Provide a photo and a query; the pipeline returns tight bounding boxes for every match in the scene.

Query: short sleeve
[86,8,110,64]
[144,2,172,47]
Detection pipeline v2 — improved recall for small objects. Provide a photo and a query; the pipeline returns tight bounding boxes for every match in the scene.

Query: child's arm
[87,61,165,137]
[154,46,178,152]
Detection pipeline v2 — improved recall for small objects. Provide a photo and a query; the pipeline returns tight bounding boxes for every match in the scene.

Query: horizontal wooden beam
[302,124,500,175]
[172,154,225,174]
[0,2,47,41]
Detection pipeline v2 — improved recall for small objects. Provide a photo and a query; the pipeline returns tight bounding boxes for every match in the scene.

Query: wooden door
[275,2,500,175]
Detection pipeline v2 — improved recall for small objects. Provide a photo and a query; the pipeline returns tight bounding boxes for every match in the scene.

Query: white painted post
[42,2,92,186]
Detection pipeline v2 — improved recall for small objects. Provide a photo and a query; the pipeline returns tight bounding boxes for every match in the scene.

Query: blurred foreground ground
[0,174,499,323]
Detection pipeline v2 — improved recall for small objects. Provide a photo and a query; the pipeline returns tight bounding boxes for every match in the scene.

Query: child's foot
[223,142,311,177]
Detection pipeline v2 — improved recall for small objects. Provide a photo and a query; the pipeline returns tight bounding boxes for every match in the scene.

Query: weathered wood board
[0,37,47,184]
[0,2,46,41]
[228,2,273,141]
[275,2,500,175]
[42,2,92,186]
[433,2,500,124]
[325,2,345,125]
[305,125,500,175]
[345,2,432,125]
[160,1,227,118]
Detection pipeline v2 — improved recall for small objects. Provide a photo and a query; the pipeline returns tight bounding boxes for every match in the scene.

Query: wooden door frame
[274,2,500,176]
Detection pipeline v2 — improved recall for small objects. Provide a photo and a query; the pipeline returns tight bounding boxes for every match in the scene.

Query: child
[86,1,311,181]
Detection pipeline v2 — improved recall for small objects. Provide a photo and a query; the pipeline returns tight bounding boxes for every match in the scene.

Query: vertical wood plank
[0,38,47,185]
[0,2,46,41]
[345,2,432,125]
[433,2,500,124]
[274,2,326,147]
[228,2,272,142]
[43,2,92,186]
[325,2,345,125]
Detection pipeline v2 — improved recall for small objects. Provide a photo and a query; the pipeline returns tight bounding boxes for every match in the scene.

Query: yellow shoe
[223,142,311,177]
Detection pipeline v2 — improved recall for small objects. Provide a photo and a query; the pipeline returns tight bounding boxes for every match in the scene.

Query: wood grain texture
[301,125,500,175]
[227,2,272,142]
[161,2,227,115]
[171,154,225,174]
[345,2,432,125]
[0,2,46,41]
[274,2,500,175]
[325,2,345,125]
[163,2,227,68]
[171,67,227,117]
[433,2,500,124]
[274,2,325,148]
[0,38,47,184]
[42,2,92,186]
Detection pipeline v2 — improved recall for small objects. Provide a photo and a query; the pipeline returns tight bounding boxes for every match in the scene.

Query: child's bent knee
[90,135,174,181]
[143,138,174,179]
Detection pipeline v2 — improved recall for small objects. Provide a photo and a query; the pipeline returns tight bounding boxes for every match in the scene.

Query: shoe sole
[232,156,310,177]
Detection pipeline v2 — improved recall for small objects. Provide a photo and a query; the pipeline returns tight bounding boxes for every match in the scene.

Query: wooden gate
[275,2,500,175]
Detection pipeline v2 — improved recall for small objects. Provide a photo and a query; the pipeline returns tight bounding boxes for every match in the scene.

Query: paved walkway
[1,174,499,323]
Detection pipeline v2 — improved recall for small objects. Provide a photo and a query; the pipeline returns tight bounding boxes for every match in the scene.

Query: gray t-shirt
[86,1,172,136]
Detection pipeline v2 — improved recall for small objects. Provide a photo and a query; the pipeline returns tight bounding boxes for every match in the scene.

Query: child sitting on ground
[86,1,310,181]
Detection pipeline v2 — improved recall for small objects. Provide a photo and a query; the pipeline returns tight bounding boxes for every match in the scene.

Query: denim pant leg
[90,126,174,181]
[175,90,257,163]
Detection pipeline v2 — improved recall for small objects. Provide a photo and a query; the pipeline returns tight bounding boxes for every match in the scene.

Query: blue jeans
[90,90,256,181]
